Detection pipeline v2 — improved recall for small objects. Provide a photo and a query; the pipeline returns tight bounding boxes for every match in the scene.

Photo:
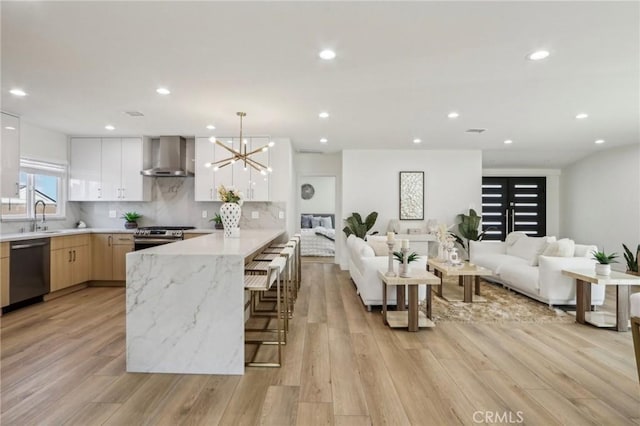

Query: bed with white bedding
[300,214,335,257]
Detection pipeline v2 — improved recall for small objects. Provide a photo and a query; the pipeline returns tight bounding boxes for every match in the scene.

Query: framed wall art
[399,171,424,220]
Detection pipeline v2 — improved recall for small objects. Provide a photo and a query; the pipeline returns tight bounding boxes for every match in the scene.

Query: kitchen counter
[0,227,216,242]
[125,228,285,375]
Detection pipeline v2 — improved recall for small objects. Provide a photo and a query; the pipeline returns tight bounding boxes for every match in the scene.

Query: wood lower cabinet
[1,242,9,308]
[50,235,91,292]
[91,233,133,282]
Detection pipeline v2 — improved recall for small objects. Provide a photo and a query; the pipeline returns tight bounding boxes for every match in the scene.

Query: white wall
[269,138,295,239]
[340,149,482,268]
[561,144,640,270]
[483,168,561,237]
[21,121,68,164]
[300,176,335,214]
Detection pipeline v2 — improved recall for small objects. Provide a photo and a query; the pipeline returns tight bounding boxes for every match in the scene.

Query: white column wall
[561,144,640,270]
[340,149,482,269]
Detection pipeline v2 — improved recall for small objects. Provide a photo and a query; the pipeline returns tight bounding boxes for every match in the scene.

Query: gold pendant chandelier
[205,112,273,175]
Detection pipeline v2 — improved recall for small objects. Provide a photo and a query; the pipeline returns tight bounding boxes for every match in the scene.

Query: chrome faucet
[33,200,47,232]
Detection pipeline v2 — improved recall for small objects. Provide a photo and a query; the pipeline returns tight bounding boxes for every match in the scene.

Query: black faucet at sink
[32,200,47,232]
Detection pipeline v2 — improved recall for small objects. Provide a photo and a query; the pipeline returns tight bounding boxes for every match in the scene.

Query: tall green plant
[622,243,639,272]
[456,208,489,250]
[343,212,378,239]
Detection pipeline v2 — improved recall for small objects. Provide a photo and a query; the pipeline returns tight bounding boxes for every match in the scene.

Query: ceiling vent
[465,128,487,134]
[124,111,145,117]
[298,149,324,154]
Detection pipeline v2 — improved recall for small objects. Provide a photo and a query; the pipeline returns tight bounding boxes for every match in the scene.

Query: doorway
[299,176,336,262]
[481,177,547,241]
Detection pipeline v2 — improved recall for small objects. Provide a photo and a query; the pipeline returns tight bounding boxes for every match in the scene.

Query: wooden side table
[562,269,640,332]
[377,269,441,331]
[427,259,493,303]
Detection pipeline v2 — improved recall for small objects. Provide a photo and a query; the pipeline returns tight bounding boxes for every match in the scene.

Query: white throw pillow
[530,236,557,266]
[507,236,549,263]
[320,216,333,229]
[505,231,528,247]
[366,235,396,256]
[542,238,575,258]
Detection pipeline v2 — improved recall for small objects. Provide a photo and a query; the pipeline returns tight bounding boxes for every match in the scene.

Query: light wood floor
[1,263,639,425]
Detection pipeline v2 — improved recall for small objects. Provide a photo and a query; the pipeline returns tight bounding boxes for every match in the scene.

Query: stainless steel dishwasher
[10,238,50,305]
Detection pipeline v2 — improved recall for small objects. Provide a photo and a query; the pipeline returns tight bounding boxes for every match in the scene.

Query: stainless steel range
[133,226,195,251]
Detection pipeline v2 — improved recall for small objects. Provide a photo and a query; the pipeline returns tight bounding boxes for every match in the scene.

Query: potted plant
[622,243,639,276]
[393,250,419,276]
[210,213,224,230]
[343,212,378,239]
[456,208,491,258]
[121,212,142,229]
[592,249,618,276]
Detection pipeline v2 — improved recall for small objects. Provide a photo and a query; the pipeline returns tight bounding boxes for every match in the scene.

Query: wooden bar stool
[245,257,286,368]
[245,257,291,334]
[253,252,279,261]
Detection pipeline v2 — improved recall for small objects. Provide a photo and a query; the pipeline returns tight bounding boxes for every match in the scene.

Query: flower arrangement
[435,223,456,250]
[217,185,244,206]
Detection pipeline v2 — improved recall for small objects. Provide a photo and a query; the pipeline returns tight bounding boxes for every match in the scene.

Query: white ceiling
[2,1,638,168]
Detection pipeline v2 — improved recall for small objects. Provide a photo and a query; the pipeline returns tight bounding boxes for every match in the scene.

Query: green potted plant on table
[210,213,224,230]
[592,249,618,276]
[342,212,378,239]
[456,208,490,258]
[121,212,142,229]
[393,250,419,276]
[622,243,639,276]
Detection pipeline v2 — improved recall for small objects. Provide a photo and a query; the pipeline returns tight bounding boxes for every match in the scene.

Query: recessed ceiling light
[206,124,216,130]
[413,138,422,144]
[504,139,513,144]
[527,50,550,61]
[320,138,328,143]
[595,139,605,144]
[448,112,459,119]
[105,125,115,130]
[4,126,16,130]
[10,88,27,97]
[319,111,330,119]
[319,49,336,60]
[156,87,171,95]
[575,113,589,119]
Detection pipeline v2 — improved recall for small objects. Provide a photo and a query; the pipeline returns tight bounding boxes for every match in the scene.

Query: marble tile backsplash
[78,177,286,230]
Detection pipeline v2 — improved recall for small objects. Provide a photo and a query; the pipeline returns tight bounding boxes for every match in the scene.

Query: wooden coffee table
[427,259,493,303]
[562,268,640,332]
[377,269,441,332]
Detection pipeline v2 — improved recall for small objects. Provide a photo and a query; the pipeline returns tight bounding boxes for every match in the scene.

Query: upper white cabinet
[195,137,270,201]
[194,136,271,202]
[0,113,21,198]
[69,137,150,201]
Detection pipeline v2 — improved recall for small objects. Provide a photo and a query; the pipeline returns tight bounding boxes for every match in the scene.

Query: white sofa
[470,234,605,306]
[346,235,428,309]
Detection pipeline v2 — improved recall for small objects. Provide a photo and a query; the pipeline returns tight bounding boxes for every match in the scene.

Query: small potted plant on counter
[121,212,142,229]
[592,249,618,276]
[210,213,224,230]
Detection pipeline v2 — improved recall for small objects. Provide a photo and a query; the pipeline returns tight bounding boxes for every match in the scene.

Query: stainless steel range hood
[141,136,192,177]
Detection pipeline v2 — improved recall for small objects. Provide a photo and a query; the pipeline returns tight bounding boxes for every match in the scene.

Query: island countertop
[126,228,285,375]
[135,228,284,257]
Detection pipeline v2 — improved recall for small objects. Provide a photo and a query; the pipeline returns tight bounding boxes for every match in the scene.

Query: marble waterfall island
[126,229,284,375]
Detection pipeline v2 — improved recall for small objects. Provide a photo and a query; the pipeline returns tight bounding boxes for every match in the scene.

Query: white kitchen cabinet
[69,137,150,201]
[194,137,216,201]
[213,139,234,195]
[231,137,270,201]
[70,138,102,200]
[0,113,21,198]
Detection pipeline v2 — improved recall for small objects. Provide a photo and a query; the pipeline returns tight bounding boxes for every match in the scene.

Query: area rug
[421,278,574,323]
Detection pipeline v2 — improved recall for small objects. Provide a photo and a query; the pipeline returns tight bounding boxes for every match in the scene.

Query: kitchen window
[1,159,67,220]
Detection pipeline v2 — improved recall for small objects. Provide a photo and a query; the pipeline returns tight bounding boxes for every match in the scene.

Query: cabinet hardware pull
[15,182,19,196]
[68,250,72,262]
[108,235,112,246]
[121,188,125,198]
[73,250,76,262]
[98,187,102,199]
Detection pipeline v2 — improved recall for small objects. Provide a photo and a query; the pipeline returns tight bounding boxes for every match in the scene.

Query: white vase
[399,263,411,277]
[220,202,241,238]
[437,244,446,261]
[595,263,611,276]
